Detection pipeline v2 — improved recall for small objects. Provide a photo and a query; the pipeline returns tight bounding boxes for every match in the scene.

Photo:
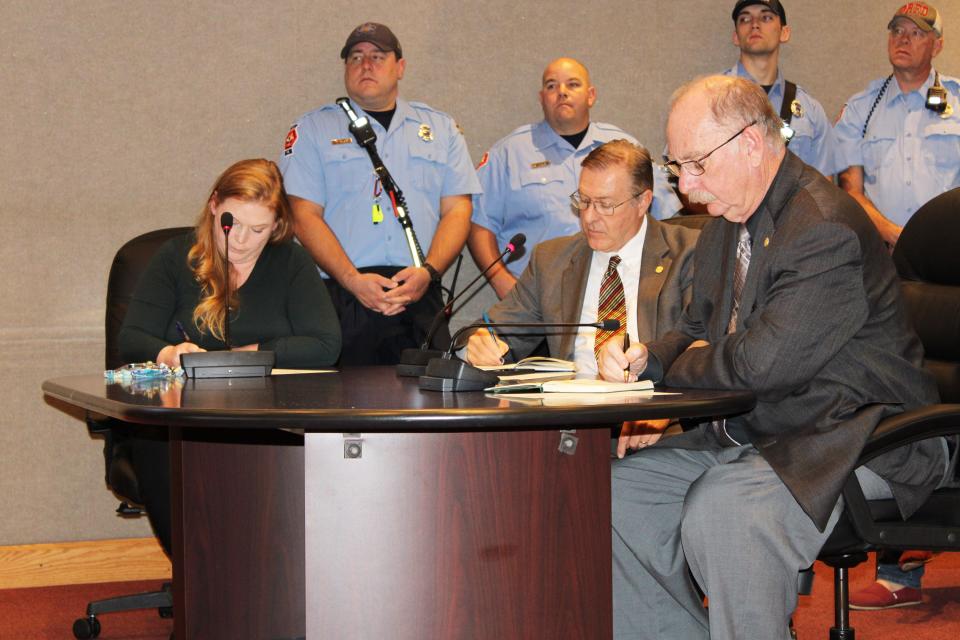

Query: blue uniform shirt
[835,69,960,227]
[471,120,681,275]
[724,63,836,175]
[279,98,481,272]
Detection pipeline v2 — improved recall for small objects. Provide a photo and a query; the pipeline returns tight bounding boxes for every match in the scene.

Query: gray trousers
[612,444,892,640]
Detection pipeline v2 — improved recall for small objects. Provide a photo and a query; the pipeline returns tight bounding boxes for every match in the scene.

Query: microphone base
[418,357,500,392]
[180,351,275,379]
[396,348,445,377]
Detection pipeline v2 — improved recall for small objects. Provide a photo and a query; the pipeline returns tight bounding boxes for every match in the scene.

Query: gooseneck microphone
[220,212,234,348]
[336,96,425,267]
[419,318,621,391]
[396,233,527,376]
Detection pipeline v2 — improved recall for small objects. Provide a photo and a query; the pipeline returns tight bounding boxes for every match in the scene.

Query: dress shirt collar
[888,68,938,106]
[593,215,648,271]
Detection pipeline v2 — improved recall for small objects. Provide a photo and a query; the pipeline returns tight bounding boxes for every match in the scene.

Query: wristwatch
[423,262,441,282]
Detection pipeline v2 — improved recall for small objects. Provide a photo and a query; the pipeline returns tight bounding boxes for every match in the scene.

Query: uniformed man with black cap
[279,23,481,365]
[723,1,835,176]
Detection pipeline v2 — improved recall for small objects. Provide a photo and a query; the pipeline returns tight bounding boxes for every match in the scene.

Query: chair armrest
[857,404,960,465]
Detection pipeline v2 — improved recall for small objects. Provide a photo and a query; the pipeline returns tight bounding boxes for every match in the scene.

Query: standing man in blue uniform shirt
[723,0,835,176]
[279,22,481,365]
[835,2,960,248]
[835,2,958,608]
[468,57,682,299]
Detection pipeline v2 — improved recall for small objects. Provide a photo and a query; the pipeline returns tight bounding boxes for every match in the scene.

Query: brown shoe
[849,582,922,610]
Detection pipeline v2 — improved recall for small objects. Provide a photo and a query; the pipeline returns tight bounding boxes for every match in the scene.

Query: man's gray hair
[671,75,784,149]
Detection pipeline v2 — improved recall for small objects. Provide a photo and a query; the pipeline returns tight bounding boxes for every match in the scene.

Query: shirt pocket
[320,144,370,194]
[516,162,569,221]
[406,127,449,194]
[921,120,960,172]
[861,131,897,185]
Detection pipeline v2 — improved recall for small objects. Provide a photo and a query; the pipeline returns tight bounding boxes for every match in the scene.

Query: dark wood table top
[43,367,756,432]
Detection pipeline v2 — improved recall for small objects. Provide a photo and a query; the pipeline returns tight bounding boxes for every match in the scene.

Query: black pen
[175,320,191,343]
[623,332,631,383]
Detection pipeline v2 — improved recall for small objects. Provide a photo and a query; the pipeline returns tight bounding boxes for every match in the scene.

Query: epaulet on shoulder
[939,73,960,89]
[592,121,627,134]
[850,76,892,103]
[498,123,536,141]
[407,100,453,119]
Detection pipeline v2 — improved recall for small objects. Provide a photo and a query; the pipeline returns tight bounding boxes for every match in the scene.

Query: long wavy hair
[188,159,293,341]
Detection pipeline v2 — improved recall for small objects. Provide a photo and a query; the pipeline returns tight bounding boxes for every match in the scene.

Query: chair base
[72,582,172,639]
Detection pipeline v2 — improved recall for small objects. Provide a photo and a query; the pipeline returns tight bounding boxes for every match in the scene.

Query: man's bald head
[539,57,596,136]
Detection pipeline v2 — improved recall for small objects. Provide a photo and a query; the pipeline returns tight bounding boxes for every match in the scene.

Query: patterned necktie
[713,225,751,444]
[595,255,627,363]
[727,224,752,335]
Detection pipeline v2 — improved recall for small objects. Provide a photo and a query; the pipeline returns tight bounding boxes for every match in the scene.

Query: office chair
[813,188,960,640]
[73,227,191,640]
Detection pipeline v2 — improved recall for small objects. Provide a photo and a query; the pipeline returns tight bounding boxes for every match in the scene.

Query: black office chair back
[105,227,192,370]
[892,188,960,403]
[97,227,191,498]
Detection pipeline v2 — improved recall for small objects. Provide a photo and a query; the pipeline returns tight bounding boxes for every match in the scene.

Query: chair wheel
[73,616,101,639]
[159,605,173,618]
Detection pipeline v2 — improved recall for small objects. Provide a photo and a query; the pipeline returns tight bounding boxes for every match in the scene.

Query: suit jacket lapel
[559,237,592,359]
[636,218,670,343]
[736,209,775,333]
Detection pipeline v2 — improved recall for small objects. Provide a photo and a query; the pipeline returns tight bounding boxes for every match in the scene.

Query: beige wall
[2,0,958,545]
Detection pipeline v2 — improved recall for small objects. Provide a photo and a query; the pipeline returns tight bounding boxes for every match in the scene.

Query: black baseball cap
[340,22,402,59]
[731,0,788,25]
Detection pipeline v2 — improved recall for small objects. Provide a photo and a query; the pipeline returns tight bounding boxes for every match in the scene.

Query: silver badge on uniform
[418,124,434,142]
[942,103,954,118]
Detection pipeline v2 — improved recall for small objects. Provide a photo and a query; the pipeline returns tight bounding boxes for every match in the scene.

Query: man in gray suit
[599,76,947,639]
[465,139,699,455]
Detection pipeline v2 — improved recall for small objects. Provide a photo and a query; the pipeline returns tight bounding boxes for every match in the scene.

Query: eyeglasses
[345,50,391,67]
[889,25,933,43]
[664,120,757,178]
[570,191,642,216]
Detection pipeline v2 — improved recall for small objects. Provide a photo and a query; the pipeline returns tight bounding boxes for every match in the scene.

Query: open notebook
[487,378,654,394]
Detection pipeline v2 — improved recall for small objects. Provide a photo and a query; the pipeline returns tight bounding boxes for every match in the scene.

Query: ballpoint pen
[482,311,504,364]
[175,320,191,343]
[623,332,631,383]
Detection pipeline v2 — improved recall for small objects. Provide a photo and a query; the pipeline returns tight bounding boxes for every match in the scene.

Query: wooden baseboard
[0,538,171,589]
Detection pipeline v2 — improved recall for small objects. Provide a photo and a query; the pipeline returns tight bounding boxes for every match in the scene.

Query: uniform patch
[418,124,434,142]
[283,124,298,156]
[331,137,353,145]
[476,151,489,169]
[530,160,551,169]
[790,100,803,118]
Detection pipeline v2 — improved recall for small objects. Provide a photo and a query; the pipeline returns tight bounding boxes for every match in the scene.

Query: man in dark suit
[599,76,947,639]
[465,139,700,456]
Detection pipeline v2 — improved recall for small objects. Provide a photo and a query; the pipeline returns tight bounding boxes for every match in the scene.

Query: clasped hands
[347,265,432,315]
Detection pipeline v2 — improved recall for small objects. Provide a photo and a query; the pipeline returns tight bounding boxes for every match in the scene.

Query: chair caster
[73,616,101,639]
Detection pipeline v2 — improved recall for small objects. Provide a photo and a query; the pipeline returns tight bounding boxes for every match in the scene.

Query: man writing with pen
[462,140,700,455]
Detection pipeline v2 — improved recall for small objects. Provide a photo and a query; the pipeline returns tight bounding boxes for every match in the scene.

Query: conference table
[43,367,755,640]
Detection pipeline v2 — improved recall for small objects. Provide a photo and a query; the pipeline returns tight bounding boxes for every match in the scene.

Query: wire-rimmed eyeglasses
[569,191,642,216]
[664,120,757,178]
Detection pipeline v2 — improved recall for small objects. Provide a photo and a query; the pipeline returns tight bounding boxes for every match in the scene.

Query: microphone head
[600,319,620,331]
[220,212,234,233]
[336,96,350,106]
[506,233,526,253]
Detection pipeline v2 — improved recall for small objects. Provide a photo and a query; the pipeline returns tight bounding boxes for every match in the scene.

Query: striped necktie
[595,255,627,363]
[713,225,751,445]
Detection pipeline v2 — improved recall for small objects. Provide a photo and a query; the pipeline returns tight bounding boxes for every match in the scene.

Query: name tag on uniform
[331,138,352,145]
[530,160,551,169]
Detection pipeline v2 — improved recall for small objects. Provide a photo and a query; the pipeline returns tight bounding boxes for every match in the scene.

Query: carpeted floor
[0,555,957,639]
